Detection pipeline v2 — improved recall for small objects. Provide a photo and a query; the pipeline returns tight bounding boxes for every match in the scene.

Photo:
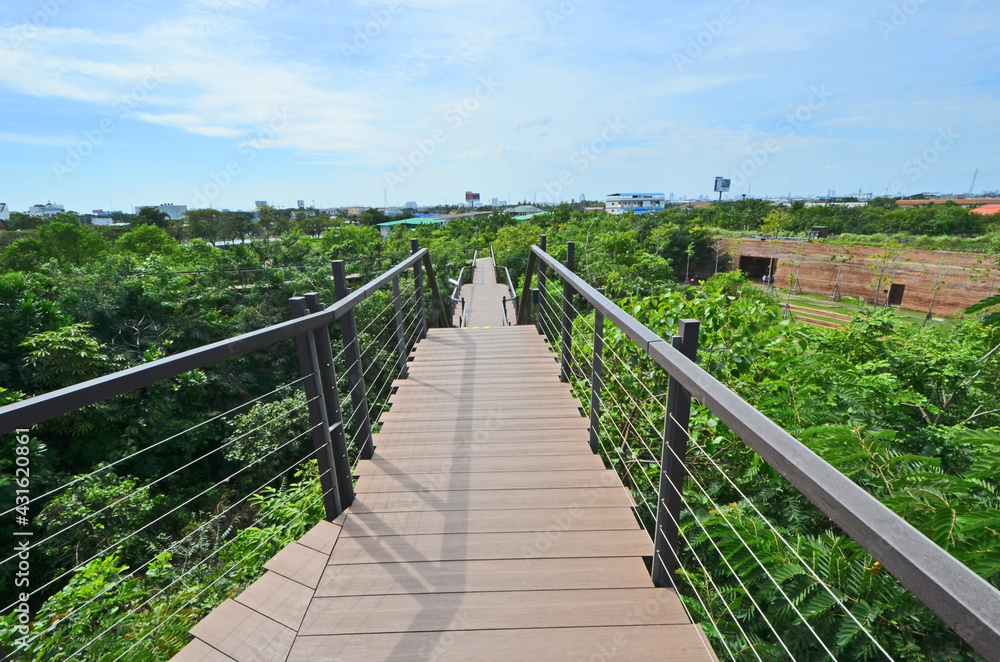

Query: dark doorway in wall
[887,283,906,307]
[738,255,778,281]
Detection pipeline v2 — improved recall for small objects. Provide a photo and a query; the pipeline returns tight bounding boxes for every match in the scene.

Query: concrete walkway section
[174,327,717,662]
[453,258,517,328]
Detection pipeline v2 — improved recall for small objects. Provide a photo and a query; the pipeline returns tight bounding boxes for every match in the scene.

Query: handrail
[502,266,517,302]
[0,249,436,436]
[450,267,466,303]
[490,244,497,268]
[527,243,1000,660]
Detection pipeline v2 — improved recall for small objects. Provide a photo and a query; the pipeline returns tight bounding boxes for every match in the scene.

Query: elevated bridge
[1,239,998,661]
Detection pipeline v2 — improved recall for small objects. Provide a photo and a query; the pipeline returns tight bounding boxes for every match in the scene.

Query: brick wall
[722,238,998,316]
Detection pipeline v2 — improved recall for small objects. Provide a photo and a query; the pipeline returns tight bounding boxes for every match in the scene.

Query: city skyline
[1,1,998,212]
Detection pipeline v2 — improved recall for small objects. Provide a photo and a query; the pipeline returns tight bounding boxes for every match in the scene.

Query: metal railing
[450,248,478,328]
[0,241,449,658]
[517,237,1000,661]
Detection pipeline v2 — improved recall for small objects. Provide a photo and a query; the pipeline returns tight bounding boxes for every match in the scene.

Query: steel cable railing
[0,244,448,658]
[566,297,890,659]
[555,280,894,660]
[540,292,784,658]
[538,293,742,659]
[0,394,317,614]
[52,425,325,657]
[0,374,311,521]
[523,239,998,660]
[106,462,336,661]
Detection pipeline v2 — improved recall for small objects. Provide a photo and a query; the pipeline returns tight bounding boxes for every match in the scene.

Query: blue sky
[1,0,998,212]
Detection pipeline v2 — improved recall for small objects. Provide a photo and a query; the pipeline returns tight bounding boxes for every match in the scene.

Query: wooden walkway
[454,258,517,328]
[174,327,716,661]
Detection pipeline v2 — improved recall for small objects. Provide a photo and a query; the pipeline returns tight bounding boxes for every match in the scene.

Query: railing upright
[652,320,700,587]
[537,234,548,338]
[303,293,355,512]
[560,241,575,383]
[332,260,374,460]
[391,276,409,380]
[411,239,428,338]
[588,288,605,454]
[532,288,540,333]
[289,297,343,521]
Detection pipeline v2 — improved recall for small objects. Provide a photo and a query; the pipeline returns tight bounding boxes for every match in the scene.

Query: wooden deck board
[355,468,623,493]
[340,507,640,537]
[176,326,714,661]
[325,530,654,564]
[349,487,636,513]
[370,442,594,459]
[288,625,717,661]
[298,588,690,636]
[354,454,606,475]
[314,557,653,597]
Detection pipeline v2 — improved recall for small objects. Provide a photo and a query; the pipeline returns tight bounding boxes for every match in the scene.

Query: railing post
[332,260,375,460]
[537,235,547,338]
[289,297,343,521]
[411,239,427,338]
[560,241,575,383]
[589,288,605,454]
[391,276,409,379]
[304,293,355,511]
[531,288,540,333]
[652,320,700,588]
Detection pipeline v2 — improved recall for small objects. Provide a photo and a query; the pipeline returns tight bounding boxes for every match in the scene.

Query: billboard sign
[714,177,731,193]
[465,191,481,202]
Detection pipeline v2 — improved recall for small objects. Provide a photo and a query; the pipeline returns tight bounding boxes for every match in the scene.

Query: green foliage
[1,465,324,660]
[136,207,170,229]
[116,225,179,259]
[37,217,109,266]
[4,200,999,661]
[967,294,1000,327]
[20,323,109,390]
[37,471,162,577]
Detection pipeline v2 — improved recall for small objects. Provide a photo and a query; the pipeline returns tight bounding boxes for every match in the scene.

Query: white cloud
[0,132,73,147]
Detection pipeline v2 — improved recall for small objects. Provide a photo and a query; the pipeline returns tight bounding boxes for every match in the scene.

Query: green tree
[358,208,391,227]
[135,207,170,229]
[37,217,108,266]
[0,237,49,272]
[116,225,179,258]
[20,323,109,390]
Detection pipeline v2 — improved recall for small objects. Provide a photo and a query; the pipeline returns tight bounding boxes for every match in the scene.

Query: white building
[28,203,65,218]
[137,204,188,220]
[605,193,666,215]
[0,203,9,224]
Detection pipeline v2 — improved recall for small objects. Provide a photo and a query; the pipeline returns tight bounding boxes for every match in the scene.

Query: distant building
[297,200,306,209]
[605,193,666,215]
[972,204,1000,216]
[376,217,449,238]
[509,204,544,216]
[255,201,268,209]
[491,198,499,207]
[404,201,418,210]
[896,198,1000,208]
[28,203,65,218]
[0,203,8,224]
[137,204,188,220]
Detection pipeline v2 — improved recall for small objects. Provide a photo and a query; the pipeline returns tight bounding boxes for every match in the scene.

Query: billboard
[714,177,731,193]
[465,191,481,202]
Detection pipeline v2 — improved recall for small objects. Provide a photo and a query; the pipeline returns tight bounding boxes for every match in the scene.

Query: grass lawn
[761,287,958,327]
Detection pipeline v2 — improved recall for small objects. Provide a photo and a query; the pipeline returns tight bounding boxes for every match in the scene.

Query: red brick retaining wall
[722,238,997,316]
